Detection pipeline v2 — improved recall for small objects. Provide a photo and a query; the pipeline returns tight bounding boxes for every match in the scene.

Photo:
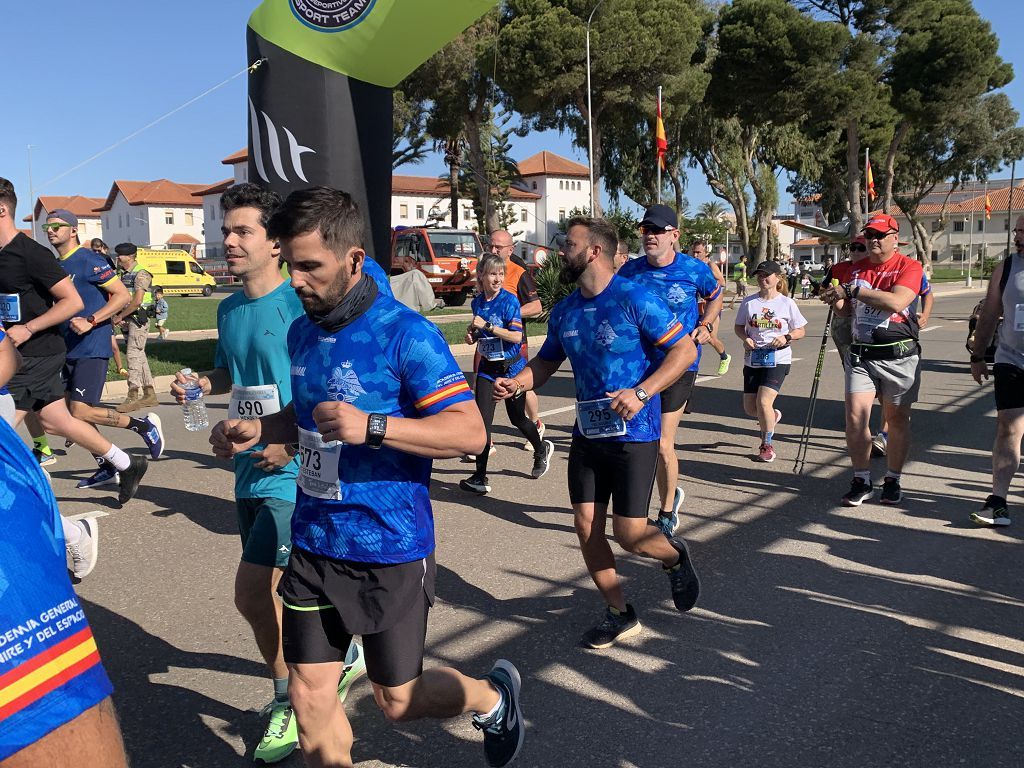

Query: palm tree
[697,201,727,221]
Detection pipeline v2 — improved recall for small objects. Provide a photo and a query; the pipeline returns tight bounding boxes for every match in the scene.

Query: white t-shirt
[735,294,808,366]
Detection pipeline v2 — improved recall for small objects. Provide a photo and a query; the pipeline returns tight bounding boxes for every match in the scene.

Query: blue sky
[2,0,1020,226]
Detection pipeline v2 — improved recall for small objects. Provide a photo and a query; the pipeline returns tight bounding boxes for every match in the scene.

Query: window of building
[930,250,939,261]
[415,204,424,219]
[165,210,174,225]
[118,214,123,228]
[399,203,408,218]
[463,206,472,219]
[1005,219,1011,231]
[559,180,564,190]
[977,218,984,232]
[78,221,87,234]
[531,181,537,190]
[520,208,527,222]
[558,209,566,221]
[953,220,965,232]
[931,219,941,233]
[185,211,194,226]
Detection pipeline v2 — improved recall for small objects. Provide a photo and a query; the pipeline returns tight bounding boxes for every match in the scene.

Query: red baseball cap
[863,214,899,234]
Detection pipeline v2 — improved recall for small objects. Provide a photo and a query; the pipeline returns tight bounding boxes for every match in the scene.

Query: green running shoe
[254,702,298,764]
[717,353,732,376]
[338,642,367,703]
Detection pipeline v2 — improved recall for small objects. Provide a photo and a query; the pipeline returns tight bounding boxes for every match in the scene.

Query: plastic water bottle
[181,368,209,431]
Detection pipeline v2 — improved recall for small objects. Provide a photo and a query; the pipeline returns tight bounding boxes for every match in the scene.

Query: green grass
[435,319,548,347]
[157,296,223,331]
[107,339,217,381]
[426,305,474,316]
[928,267,986,282]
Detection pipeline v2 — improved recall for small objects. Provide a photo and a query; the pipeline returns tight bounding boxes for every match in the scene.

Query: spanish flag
[866,159,876,202]
[655,102,668,170]
[985,193,992,220]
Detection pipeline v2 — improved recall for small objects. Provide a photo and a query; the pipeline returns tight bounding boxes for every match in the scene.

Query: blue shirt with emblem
[470,288,525,381]
[538,275,686,442]
[617,252,721,372]
[0,418,113,761]
[215,281,303,502]
[288,293,474,564]
[59,246,118,359]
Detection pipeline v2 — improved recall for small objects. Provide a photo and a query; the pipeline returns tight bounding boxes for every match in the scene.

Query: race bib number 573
[296,426,342,501]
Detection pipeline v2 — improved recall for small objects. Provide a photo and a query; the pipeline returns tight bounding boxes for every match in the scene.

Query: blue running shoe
[473,659,524,767]
[141,412,165,460]
[654,487,684,536]
[33,447,57,467]
[77,465,119,489]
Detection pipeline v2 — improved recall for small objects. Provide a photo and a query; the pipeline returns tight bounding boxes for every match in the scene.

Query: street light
[586,0,606,216]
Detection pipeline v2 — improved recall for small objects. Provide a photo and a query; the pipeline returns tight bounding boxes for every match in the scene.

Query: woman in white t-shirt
[734,261,808,463]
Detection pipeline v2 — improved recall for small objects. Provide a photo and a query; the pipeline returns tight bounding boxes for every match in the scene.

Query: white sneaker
[67,518,99,580]
[871,433,888,457]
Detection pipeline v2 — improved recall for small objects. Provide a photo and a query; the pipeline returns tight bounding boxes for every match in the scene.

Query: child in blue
[153,287,169,339]
[460,254,552,495]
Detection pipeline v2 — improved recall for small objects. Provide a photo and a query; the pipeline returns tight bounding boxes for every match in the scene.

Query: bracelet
[513,380,524,396]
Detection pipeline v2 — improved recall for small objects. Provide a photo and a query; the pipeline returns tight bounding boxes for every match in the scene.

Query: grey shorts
[845,353,920,406]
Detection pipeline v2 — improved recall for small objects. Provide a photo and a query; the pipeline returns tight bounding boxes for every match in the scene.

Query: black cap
[114,242,137,256]
[640,204,678,230]
[753,260,783,276]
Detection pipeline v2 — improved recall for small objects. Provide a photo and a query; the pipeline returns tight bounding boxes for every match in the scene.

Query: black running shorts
[742,364,791,394]
[993,363,1024,411]
[660,370,697,414]
[8,354,66,412]
[567,435,658,518]
[280,547,436,688]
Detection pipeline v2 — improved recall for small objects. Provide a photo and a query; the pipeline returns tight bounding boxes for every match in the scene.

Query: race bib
[575,398,626,438]
[478,335,504,361]
[229,384,281,420]
[750,348,776,368]
[854,304,890,341]
[0,293,21,323]
[1015,303,1024,332]
[296,426,342,501]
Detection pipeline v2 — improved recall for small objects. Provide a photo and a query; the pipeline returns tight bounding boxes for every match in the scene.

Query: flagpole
[656,86,662,205]
[1006,160,1017,264]
[981,178,988,289]
[864,147,869,219]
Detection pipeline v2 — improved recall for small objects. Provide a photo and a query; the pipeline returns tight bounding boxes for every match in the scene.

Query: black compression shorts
[567,435,658,518]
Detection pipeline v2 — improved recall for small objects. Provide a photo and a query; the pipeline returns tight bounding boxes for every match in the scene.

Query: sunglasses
[850,244,867,252]
[640,225,674,235]
[864,230,895,241]
[42,223,72,231]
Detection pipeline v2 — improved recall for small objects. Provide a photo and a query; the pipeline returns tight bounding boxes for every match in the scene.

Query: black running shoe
[531,440,554,479]
[841,477,873,507]
[666,537,701,612]
[473,659,524,768]
[459,474,490,494]
[970,495,1011,527]
[118,456,149,504]
[879,477,903,505]
[580,604,641,649]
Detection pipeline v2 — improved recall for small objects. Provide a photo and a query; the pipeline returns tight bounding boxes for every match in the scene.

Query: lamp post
[26,145,37,243]
[966,211,974,288]
[586,0,606,216]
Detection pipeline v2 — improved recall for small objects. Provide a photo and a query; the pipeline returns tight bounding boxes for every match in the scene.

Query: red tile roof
[192,178,234,197]
[167,233,200,244]
[23,195,106,223]
[95,180,209,212]
[392,175,541,201]
[517,151,588,178]
[222,149,247,165]
[790,237,832,247]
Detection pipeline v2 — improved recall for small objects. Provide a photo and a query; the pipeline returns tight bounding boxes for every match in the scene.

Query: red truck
[390,227,482,306]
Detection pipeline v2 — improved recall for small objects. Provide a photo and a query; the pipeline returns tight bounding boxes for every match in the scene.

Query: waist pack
[849,339,920,362]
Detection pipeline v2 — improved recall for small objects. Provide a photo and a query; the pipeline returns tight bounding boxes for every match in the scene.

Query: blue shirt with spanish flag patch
[0,417,113,760]
[538,274,686,442]
[287,294,473,564]
[470,288,525,381]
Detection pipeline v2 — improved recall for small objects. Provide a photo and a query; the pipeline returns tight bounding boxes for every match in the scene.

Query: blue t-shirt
[618,252,721,372]
[538,275,686,442]
[363,257,394,298]
[0,419,113,760]
[215,281,303,502]
[470,289,525,381]
[288,293,474,564]
[59,247,118,360]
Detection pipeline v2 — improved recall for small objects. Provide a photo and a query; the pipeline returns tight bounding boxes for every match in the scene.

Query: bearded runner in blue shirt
[210,187,525,768]
[618,205,723,539]
[495,215,702,651]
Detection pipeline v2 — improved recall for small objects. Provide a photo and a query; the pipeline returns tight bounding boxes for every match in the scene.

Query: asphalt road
[42,289,1021,768]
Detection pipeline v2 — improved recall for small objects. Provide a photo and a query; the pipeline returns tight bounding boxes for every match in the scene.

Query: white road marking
[920,325,943,333]
[65,509,109,522]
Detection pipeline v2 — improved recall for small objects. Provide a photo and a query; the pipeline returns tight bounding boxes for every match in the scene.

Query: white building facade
[95,180,207,251]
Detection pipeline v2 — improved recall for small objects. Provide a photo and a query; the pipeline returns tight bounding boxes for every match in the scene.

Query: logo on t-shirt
[595,320,618,347]
[666,284,686,306]
[327,361,367,403]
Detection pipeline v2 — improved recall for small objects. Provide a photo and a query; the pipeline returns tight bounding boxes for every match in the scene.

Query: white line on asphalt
[65,510,109,522]
[920,325,943,333]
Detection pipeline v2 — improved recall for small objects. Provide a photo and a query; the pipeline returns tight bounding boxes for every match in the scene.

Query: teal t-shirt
[215,281,303,502]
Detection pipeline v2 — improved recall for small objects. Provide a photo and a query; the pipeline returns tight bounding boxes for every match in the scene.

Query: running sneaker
[879,476,903,505]
[64,438,75,449]
[717,353,732,376]
[337,642,367,703]
[666,537,701,612]
[463,444,496,462]
[581,604,641,649]
[473,659,524,768]
[66,518,99,580]
[870,432,888,458]
[140,412,165,460]
[842,477,874,507]
[654,487,685,537]
[970,495,1011,527]
[77,465,120,489]
[531,439,555,479]
[254,701,298,764]
[33,447,57,467]
[521,420,545,451]
[118,455,149,504]
[757,443,777,463]
[774,408,782,426]
[460,474,491,494]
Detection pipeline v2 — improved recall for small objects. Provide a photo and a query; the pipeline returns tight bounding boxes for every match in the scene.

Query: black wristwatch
[783,333,792,344]
[635,387,649,404]
[366,413,387,449]
[484,321,493,332]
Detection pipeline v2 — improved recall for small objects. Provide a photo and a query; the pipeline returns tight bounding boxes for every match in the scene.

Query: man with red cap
[819,214,923,507]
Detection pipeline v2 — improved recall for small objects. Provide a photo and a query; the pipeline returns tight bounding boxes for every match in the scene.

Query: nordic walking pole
[793,280,839,474]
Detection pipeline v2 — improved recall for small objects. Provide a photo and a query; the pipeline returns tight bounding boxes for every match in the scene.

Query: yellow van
[135,249,217,297]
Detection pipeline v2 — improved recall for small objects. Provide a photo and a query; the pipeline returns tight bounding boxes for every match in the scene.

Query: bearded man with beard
[494,215,701,650]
